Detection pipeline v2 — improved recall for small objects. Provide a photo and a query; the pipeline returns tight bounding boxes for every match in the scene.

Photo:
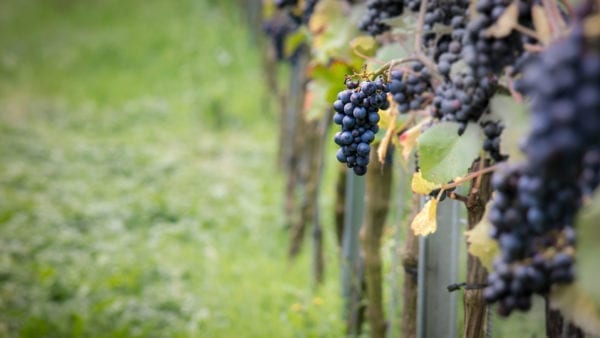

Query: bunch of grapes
[275,0,298,9]
[485,166,577,315]
[389,62,433,113]
[430,72,496,135]
[582,149,600,197]
[462,0,535,78]
[421,0,470,71]
[481,121,508,162]
[358,0,404,36]
[333,77,390,175]
[485,24,600,315]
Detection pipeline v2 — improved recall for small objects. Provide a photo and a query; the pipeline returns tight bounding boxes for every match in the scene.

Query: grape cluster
[485,25,600,315]
[358,0,404,36]
[275,0,298,9]
[389,62,433,113]
[481,121,508,162]
[462,0,534,77]
[582,149,600,197]
[430,73,495,134]
[420,0,470,72]
[333,78,389,175]
[484,166,577,315]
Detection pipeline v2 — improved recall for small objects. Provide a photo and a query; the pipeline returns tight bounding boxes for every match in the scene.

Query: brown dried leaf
[584,12,600,37]
[486,2,519,38]
[532,5,552,45]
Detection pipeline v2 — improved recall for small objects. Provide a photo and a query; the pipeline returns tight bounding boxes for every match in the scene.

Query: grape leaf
[488,94,529,161]
[584,12,600,37]
[285,27,309,58]
[486,2,519,38]
[532,5,551,45]
[398,118,429,161]
[411,199,438,236]
[310,0,366,64]
[350,36,377,55]
[411,171,441,195]
[464,201,499,271]
[417,122,483,184]
[550,191,600,335]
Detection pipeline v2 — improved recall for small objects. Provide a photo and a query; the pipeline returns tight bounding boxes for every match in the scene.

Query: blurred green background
[0,1,343,337]
[0,0,553,337]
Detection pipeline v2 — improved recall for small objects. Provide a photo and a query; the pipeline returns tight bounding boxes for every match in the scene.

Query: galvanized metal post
[341,171,365,336]
[386,167,408,338]
[417,198,461,338]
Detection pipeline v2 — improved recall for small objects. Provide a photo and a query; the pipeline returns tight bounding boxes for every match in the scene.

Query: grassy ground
[0,1,342,337]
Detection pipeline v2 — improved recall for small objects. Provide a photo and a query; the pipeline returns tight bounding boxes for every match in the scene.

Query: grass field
[0,1,552,337]
[0,1,343,337]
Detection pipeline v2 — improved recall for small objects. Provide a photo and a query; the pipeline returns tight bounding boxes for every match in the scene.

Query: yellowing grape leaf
[551,284,600,336]
[464,201,499,271]
[411,171,441,195]
[584,12,600,37]
[350,36,377,55]
[486,2,519,38]
[532,5,551,45]
[399,118,429,161]
[411,199,438,236]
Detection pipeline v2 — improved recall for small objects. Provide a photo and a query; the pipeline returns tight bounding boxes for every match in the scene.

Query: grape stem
[371,57,420,80]
[513,24,542,41]
[435,163,501,199]
[542,0,567,38]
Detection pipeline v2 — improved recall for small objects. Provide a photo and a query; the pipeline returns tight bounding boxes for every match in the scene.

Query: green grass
[0,1,343,337]
[0,0,555,337]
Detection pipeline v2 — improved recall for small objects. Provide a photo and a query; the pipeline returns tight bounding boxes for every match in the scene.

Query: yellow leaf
[464,201,499,271]
[584,12,600,37]
[486,2,519,38]
[411,199,438,236]
[532,5,551,45]
[551,284,600,336]
[399,118,429,161]
[411,171,441,195]
[350,36,377,55]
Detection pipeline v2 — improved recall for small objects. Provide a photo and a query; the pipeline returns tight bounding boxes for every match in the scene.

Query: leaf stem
[439,163,500,192]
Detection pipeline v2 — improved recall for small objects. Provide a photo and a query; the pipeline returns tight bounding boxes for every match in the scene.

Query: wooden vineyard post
[361,147,393,338]
[341,170,366,336]
[463,164,492,338]
[416,198,461,338]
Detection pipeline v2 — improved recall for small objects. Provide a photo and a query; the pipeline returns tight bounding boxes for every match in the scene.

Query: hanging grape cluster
[389,62,433,113]
[358,0,404,36]
[485,24,600,315]
[333,77,389,175]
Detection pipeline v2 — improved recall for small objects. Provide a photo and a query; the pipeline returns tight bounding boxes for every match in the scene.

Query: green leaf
[488,94,529,161]
[416,122,483,184]
[285,27,309,59]
[368,43,410,72]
